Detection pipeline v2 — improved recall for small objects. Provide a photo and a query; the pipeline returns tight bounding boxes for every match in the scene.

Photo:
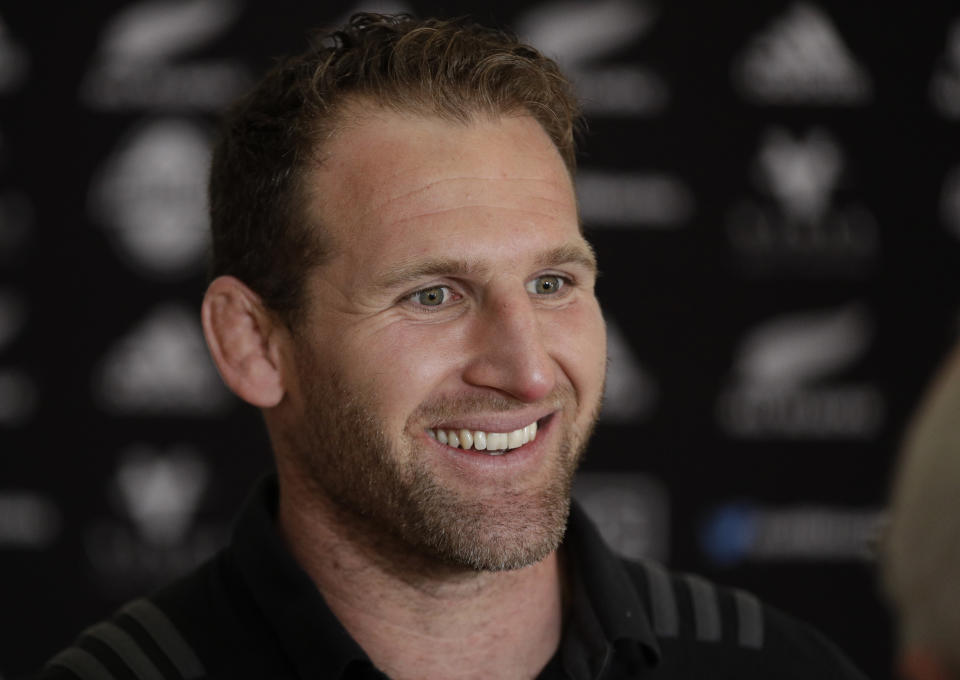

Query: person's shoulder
[619,558,869,679]
[34,552,291,680]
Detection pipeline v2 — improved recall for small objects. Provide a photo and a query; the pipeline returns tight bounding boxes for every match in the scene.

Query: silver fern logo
[79,0,249,110]
[717,304,884,438]
[516,0,667,116]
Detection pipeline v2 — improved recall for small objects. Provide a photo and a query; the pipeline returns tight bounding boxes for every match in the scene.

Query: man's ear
[202,275,287,408]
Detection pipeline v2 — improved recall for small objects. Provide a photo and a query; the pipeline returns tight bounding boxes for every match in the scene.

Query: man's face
[281,109,607,571]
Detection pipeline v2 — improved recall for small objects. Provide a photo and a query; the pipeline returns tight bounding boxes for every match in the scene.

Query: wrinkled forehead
[305,107,581,256]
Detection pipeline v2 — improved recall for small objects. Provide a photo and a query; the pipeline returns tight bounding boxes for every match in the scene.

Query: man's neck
[277,481,566,680]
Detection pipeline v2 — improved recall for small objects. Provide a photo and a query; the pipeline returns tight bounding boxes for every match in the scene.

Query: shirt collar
[229,474,375,680]
[228,474,661,678]
[563,501,662,669]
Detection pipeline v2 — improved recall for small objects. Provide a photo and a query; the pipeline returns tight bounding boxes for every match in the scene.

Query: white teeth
[428,421,540,454]
[473,430,486,450]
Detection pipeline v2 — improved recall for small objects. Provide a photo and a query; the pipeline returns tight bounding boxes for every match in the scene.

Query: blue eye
[412,286,449,306]
[526,275,565,295]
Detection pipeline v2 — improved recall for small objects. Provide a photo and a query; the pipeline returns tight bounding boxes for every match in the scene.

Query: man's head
[202,13,606,574]
[207,13,581,326]
[882,343,960,679]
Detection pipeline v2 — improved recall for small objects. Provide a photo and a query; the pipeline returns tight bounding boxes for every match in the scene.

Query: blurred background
[2,1,959,677]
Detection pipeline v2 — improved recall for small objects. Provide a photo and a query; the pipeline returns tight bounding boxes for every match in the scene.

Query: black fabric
[37,474,869,680]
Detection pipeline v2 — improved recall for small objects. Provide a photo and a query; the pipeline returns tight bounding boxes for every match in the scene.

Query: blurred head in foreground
[883,343,960,680]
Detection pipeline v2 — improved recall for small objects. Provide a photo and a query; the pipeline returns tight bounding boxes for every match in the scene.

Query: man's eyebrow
[374,258,491,290]
[536,243,599,274]
[374,242,598,291]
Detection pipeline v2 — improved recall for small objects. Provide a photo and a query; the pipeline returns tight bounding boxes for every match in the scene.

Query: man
[883,342,960,680]
[40,14,867,680]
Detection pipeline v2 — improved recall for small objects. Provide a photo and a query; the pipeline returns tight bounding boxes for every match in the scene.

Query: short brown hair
[208,13,582,323]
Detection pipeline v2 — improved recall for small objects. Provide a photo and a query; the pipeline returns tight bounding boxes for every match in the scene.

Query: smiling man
[40,13,867,680]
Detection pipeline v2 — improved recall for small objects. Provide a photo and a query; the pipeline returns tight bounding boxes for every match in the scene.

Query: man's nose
[461,291,556,403]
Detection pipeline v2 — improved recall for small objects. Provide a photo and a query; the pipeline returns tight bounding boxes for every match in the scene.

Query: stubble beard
[292,367,599,572]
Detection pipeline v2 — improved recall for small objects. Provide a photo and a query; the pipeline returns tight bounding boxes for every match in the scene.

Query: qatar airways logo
[732,3,871,106]
[716,303,884,439]
[726,126,878,274]
[931,17,960,118]
[85,445,227,593]
[79,0,250,110]
[516,0,667,116]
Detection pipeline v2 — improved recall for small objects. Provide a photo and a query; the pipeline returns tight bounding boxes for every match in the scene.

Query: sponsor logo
[79,0,249,110]
[0,14,29,94]
[726,126,878,274]
[717,303,884,439]
[88,118,211,277]
[940,165,960,240]
[93,303,233,415]
[931,18,960,118]
[0,189,33,260]
[576,171,694,229]
[701,502,883,567]
[600,317,658,424]
[573,472,669,562]
[732,3,871,106]
[85,444,226,593]
[0,492,60,548]
[516,0,667,116]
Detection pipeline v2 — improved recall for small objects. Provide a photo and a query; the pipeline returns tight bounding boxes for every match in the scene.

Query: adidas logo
[114,445,208,546]
[931,18,960,117]
[733,3,872,105]
[600,317,658,423]
[0,14,29,94]
[88,118,211,277]
[516,0,667,115]
[576,171,694,228]
[79,0,249,110]
[93,303,233,415]
[717,304,884,439]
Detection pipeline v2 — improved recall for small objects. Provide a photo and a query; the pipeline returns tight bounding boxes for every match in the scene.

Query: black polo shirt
[39,474,868,679]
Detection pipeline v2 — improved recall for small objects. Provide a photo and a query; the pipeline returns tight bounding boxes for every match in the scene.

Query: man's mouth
[426,419,539,456]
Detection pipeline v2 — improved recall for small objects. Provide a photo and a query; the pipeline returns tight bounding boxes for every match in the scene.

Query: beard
[288,352,600,572]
